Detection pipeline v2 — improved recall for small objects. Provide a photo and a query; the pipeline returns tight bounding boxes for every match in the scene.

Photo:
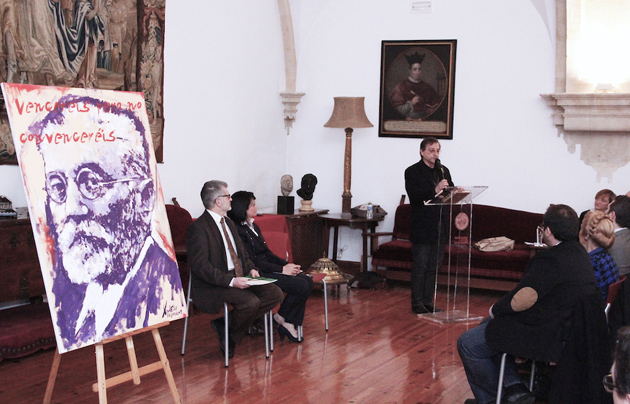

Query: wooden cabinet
[0,219,45,303]
[283,210,328,270]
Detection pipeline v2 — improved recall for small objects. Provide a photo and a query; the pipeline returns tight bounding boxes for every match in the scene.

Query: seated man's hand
[249,269,260,278]
[232,277,251,289]
[282,263,301,276]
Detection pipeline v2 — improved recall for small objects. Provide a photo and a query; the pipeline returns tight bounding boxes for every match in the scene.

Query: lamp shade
[324,97,373,129]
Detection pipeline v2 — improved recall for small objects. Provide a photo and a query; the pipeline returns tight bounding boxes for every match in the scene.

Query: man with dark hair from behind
[608,326,630,403]
[457,204,597,404]
[608,195,630,276]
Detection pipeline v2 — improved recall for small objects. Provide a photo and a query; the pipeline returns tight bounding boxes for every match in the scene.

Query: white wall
[287,0,629,260]
[1,0,628,262]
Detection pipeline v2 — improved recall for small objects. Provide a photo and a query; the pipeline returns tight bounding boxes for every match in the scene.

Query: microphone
[435,158,445,180]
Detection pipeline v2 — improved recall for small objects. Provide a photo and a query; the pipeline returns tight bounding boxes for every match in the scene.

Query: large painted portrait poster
[1,83,186,353]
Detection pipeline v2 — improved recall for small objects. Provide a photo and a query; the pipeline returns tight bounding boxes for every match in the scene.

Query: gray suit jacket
[609,227,630,276]
[186,211,257,313]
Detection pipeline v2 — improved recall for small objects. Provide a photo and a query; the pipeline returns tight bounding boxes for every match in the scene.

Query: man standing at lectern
[405,136,453,314]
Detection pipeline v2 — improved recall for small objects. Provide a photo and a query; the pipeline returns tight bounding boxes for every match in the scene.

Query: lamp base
[342,193,352,215]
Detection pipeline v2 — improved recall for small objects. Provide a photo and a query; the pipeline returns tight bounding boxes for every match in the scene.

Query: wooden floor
[0,283,508,404]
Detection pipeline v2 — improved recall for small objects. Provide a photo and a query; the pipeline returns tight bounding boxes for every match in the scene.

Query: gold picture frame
[379,40,457,139]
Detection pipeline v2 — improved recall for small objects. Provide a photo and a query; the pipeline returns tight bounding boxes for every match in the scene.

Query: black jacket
[486,240,598,362]
[404,159,453,244]
[235,222,288,275]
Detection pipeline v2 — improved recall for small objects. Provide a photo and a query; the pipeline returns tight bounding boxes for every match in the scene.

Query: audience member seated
[227,191,313,343]
[580,189,616,225]
[457,204,598,404]
[580,210,620,302]
[608,196,630,276]
[186,181,283,358]
[608,326,630,404]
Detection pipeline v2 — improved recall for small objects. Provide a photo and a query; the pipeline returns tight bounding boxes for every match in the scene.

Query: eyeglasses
[216,194,231,200]
[46,167,147,204]
[603,373,616,393]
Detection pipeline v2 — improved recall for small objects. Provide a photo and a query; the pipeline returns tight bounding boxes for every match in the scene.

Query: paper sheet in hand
[245,276,278,286]
[424,187,471,205]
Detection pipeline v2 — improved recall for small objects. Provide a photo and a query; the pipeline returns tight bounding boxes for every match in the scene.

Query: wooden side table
[321,213,384,272]
[280,209,329,270]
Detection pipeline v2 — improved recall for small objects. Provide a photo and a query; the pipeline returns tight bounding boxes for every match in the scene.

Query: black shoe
[412,305,430,314]
[211,318,235,358]
[464,399,495,404]
[423,304,442,313]
[503,383,535,404]
[277,324,299,343]
[248,318,266,335]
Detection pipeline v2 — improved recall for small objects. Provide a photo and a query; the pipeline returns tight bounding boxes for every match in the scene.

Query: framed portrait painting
[379,40,457,139]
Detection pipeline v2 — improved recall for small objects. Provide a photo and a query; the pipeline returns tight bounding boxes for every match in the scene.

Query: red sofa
[371,204,543,291]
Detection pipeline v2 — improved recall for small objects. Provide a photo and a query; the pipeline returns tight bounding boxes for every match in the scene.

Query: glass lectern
[421,185,488,324]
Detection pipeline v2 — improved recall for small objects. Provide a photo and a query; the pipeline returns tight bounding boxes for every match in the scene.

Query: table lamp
[324,97,373,215]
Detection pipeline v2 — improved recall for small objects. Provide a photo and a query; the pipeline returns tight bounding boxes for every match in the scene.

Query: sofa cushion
[445,244,533,280]
[450,204,542,244]
[372,239,413,270]
[392,204,412,240]
[0,303,56,362]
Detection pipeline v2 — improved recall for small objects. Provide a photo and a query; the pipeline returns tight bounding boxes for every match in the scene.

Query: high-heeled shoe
[277,324,299,343]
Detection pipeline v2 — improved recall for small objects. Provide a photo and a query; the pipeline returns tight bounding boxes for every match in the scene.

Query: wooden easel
[43,322,181,404]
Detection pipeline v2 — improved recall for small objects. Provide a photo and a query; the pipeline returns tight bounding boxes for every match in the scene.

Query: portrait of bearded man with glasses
[20,92,185,352]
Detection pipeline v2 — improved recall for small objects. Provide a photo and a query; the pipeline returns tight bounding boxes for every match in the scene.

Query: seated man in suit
[608,195,630,276]
[457,204,598,404]
[186,180,283,358]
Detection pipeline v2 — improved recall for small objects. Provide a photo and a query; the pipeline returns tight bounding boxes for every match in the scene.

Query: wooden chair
[606,275,626,322]
[165,201,193,288]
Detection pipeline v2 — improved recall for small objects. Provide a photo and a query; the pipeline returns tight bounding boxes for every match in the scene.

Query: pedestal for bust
[277,196,294,214]
[299,199,314,212]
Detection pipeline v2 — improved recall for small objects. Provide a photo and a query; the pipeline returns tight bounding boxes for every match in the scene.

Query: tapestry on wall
[1,83,185,353]
[0,0,166,165]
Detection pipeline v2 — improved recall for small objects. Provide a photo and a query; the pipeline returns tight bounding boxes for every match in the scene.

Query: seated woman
[579,189,616,225]
[227,191,313,343]
[579,210,620,302]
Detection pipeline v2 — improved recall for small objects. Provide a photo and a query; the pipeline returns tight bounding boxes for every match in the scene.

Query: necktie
[221,217,244,277]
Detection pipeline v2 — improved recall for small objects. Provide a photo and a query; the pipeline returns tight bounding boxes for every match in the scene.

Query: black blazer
[404,159,453,244]
[486,240,598,362]
[235,222,288,275]
[186,211,257,313]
